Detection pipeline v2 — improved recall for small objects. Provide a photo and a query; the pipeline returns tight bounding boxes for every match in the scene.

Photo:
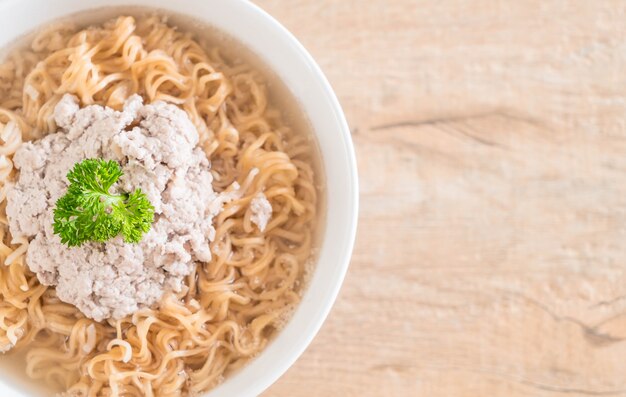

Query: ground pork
[250,193,272,231]
[6,94,221,321]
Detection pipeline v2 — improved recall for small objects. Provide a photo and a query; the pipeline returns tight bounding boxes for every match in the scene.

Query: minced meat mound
[6,94,221,321]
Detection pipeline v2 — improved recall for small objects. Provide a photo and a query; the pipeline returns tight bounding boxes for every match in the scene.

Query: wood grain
[254,1,626,396]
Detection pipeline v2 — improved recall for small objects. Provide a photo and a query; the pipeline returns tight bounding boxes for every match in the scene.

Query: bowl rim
[0,0,359,396]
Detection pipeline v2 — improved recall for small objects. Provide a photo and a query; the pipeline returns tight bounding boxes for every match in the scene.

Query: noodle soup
[0,8,323,396]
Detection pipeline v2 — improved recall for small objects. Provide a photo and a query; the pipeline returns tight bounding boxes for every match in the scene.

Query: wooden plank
[256,1,626,395]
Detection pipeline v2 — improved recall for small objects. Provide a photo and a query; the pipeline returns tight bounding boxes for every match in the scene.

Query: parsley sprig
[52,159,155,247]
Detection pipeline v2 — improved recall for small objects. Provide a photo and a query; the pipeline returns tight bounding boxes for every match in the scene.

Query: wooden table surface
[256,1,626,396]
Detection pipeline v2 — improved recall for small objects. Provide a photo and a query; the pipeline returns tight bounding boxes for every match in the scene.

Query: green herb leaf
[52,159,155,247]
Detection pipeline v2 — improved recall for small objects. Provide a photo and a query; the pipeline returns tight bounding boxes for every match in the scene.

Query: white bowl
[0,0,358,396]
